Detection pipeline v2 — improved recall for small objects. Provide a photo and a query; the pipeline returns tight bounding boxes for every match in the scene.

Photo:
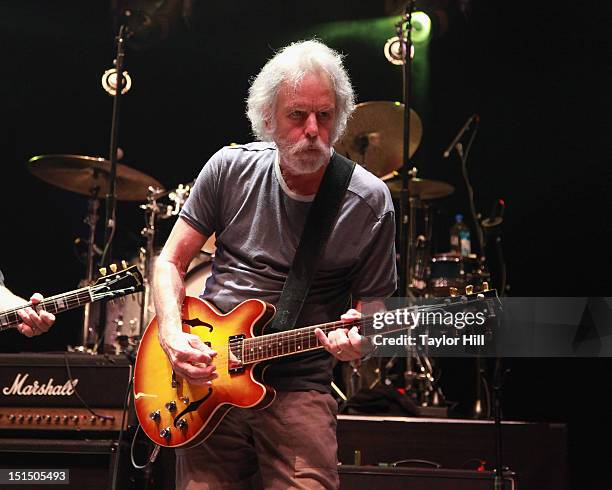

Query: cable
[62,353,115,421]
[110,370,133,490]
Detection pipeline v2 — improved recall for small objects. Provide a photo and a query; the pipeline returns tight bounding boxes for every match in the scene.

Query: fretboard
[0,288,93,331]
[236,307,424,364]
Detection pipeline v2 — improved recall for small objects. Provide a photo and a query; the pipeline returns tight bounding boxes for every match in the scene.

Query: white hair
[246,40,355,144]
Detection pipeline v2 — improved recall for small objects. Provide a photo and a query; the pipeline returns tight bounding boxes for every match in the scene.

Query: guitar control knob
[17,415,24,423]
[54,415,61,423]
[165,401,177,412]
[176,419,188,431]
[149,410,161,421]
[35,415,42,423]
[181,396,190,404]
[160,427,171,441]
[26,415,33,423]
[8,414,15,422]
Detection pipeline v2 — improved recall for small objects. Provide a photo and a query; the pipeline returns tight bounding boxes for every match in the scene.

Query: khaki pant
[175,390,339,490]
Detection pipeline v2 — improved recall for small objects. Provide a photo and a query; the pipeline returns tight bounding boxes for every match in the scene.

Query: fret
[236,294,495,365]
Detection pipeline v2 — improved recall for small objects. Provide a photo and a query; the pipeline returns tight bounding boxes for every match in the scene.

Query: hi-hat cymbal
[334,101,422,178]
[383,173,454,200]
[28,154,164,201]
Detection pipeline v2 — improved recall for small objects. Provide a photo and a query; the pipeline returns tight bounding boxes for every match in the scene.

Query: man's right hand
[160,331,218,385]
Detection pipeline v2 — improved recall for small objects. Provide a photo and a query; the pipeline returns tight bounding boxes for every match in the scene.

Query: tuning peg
[482,281,489,292]
[109,263,118,273]
[449,287,458,297]
[465,285,474,295]
[99,267,107,276]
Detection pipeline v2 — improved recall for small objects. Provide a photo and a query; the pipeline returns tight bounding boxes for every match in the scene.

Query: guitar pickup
[228,334,245,374]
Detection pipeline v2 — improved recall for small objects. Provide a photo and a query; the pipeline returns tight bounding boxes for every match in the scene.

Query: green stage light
[412,11,432,44]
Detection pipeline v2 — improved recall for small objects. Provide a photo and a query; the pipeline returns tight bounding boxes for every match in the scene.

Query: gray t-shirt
[180,142,397,392]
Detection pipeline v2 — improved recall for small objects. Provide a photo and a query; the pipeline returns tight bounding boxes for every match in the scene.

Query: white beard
[276,137,331,175]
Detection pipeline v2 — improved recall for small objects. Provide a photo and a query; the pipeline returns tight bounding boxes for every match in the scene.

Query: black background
[1,1,610,487]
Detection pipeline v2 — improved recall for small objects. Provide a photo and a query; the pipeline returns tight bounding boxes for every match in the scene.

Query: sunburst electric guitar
[134,284,499,448]
[0,265,143,332]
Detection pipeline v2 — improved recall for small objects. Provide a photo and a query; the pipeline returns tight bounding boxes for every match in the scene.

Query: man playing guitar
[153,40,397,489]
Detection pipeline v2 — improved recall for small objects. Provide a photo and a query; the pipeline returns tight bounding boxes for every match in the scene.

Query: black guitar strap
[270,151,356,333]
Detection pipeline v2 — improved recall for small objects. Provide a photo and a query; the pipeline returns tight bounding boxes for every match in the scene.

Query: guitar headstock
[92,263,144,301]
[444,282,501,318]
[449,282,497,299]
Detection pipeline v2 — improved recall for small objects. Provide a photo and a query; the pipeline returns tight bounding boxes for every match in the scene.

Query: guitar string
[0,291,92,329]
[221,300,489,363]
[0,273,136,328]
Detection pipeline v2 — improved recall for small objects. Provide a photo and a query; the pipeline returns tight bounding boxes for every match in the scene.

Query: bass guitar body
[134,296,276,448]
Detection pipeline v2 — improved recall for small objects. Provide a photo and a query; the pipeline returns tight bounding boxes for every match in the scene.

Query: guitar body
[134,296,276,448]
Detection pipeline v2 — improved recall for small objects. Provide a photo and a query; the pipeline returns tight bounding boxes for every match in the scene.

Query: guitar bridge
[228,334,245,374]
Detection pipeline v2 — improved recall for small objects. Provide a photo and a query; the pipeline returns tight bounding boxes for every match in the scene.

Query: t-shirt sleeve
[179,148,225,237]
[351,210,397,300]
[0,269,4,287]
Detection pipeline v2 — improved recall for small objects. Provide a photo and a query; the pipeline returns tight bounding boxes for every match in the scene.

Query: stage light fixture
[412,11,432,44]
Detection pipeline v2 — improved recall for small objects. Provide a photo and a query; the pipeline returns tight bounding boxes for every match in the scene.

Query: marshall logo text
[2,373,78,396]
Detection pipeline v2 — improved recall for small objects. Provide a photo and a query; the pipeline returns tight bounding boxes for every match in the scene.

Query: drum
[185,252,213,297]
[427,253,490,297]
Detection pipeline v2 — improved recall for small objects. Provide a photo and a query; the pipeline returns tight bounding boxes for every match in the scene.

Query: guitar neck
[0,287,93,331]
[238,293,496,364]
[239,306,426,364]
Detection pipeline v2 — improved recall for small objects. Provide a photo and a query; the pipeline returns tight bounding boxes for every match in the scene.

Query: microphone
[443,113,480,158]
[482,199,505,228]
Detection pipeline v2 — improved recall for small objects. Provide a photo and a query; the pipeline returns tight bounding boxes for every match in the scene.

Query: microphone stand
[394,1,421,395]
[447,120,511,488]
[397,1,416,299]
[100,24,128,268]
[95,24,129,353]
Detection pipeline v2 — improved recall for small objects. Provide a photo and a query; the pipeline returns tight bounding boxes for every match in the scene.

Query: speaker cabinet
[339,465,517,490]
[0,438,123,490]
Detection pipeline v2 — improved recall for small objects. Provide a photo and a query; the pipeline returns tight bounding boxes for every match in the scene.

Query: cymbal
[334,101,422,178]
[28,154,164,201]
[383,173,454,200]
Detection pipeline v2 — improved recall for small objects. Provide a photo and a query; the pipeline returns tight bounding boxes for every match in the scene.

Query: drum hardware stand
[135,182,192,341]
[80,186,102,349]
[137,186,166,338]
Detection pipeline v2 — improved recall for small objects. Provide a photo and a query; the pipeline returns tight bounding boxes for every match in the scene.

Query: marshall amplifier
[0,353,132,435]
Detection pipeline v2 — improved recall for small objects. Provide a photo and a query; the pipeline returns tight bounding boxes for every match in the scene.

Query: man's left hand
[17,293,55,337]
[314,308,372,361]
